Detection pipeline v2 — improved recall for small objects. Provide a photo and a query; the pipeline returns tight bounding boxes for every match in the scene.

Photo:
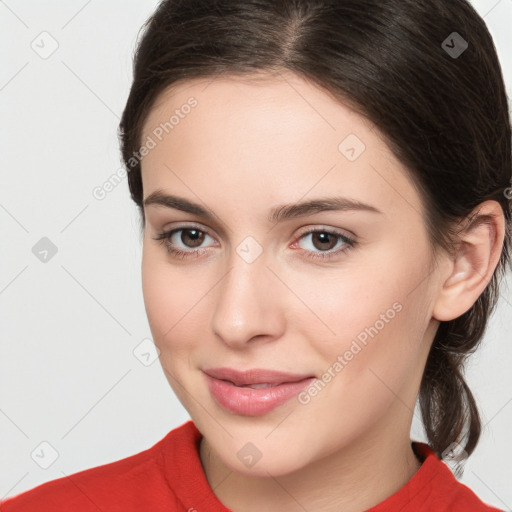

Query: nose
[210,248,285,349]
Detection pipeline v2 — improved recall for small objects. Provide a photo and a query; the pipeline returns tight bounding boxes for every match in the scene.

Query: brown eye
[153,226,215,258]
[180,229,205,248]
[294,228,356,261]
[310,232,339,251]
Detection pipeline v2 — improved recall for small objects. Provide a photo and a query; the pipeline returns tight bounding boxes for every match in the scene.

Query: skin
[139,71,505,512]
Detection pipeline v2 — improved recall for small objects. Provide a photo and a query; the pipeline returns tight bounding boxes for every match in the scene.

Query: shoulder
[0,421,198,512]
[400,442,505,512]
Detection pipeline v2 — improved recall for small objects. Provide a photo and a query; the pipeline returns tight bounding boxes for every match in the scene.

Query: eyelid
[293,224,355,240]
[157,222,217,241]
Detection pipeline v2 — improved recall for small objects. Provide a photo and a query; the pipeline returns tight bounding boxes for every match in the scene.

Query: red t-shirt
[0,420,503,511]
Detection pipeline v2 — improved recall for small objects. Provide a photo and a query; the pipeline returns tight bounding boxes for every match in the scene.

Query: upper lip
[203,367,314,386]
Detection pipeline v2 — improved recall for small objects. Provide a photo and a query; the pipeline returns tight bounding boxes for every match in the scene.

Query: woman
[2,0,510,510]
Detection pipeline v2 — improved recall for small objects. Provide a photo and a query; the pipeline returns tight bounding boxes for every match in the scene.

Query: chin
[197,413,325,477]
[222,443,311,478]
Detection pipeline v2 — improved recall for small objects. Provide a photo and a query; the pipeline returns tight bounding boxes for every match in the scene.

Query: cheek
[290,247,431,399]
[291,297,426,459]
[141,247,207,356]
[280,257,405,356]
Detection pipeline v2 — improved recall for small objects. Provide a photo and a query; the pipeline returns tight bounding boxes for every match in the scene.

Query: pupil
[183,229,203,247]
[314,232,335,250]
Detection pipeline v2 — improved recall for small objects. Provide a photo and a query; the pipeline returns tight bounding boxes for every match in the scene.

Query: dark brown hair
[118,0,512,460]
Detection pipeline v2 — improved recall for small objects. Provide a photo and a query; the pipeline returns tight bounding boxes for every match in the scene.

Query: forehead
[142,71,375,148]
[140,72,424,220]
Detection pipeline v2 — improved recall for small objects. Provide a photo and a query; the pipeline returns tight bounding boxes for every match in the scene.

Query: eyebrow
[144,190,382,223]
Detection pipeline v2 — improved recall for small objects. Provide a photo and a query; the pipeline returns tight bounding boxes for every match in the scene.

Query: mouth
[202,367,316,416]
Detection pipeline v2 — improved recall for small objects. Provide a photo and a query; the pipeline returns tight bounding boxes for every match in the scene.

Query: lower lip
[205,374,316,416]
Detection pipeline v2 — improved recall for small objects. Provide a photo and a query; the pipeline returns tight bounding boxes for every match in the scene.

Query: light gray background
[1,0,511,508]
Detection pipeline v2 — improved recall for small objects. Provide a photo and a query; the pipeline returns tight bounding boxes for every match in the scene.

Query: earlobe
[432,201,505,322]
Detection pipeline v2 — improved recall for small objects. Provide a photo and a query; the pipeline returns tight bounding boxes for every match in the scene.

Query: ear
[432,200,506,322]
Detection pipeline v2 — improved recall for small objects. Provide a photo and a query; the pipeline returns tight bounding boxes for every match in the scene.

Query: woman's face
[140,72,442,476]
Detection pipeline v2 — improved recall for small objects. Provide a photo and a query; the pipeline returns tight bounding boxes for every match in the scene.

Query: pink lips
[203,368,315,416]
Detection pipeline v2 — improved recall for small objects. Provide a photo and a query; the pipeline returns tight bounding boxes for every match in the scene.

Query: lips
[203,367,316,416]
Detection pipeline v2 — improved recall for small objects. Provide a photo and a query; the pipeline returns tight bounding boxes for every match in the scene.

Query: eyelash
[153,225,356,261]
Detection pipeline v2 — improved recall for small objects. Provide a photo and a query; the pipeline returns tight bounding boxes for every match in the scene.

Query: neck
[199,402,422,512]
